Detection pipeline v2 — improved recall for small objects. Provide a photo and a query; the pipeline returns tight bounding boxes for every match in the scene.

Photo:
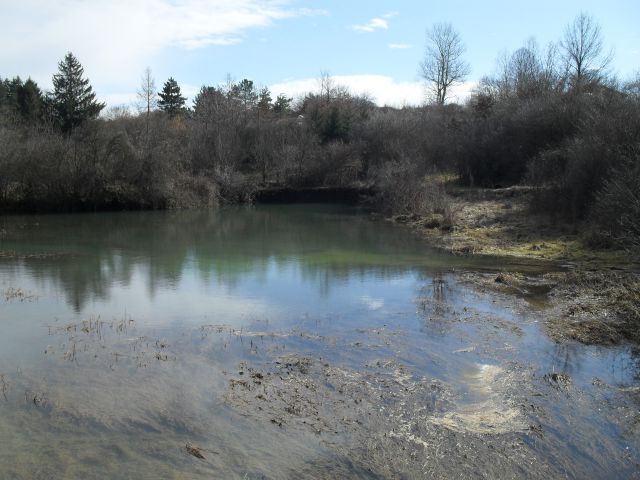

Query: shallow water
[0,205,638,479]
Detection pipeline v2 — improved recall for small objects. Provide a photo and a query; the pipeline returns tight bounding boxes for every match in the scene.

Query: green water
[0,205,637,479]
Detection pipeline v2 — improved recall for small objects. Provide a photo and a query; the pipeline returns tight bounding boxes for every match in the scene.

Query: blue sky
[2,0,638,108]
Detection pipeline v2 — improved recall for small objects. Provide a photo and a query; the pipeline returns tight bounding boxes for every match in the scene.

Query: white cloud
[388,43,412,49]
[270,75,477,107]
[360,295,384,311]
[448,81,478,103]
[102,93,138,108]
[180,83,202,99]
[1,0,322,91]
[271,75,419,106]
[352,17,389,33]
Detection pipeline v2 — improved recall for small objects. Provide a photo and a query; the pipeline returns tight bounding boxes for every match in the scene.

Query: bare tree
[560,13,612,92]
[542,42,564,92]
[137,67,157,126]
[318,70,334,104]
[624,71,640,98]
[420,23,470,104]
[494,39,562,99]
[510,40,543,98]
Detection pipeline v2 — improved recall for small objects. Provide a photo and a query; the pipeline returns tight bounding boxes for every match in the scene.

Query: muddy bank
[3,279,638,478]
[391,185,640,347]
[219,334,639,478]
[223,354,549,479]
[546,270,640,345]
[461,269,640,347]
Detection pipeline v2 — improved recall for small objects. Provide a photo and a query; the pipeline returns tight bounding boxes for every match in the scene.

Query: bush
[373,159,452,220]
[593,154,640,251]
[457,95,575,187]
[527,88,640,222]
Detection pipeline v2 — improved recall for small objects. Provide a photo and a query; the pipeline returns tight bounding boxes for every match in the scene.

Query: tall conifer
[51,52,104,132]
[158,77,186,116]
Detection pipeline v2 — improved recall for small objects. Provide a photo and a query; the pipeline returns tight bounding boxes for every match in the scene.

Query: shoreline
[393,185,633,266]
[391,185,640,346]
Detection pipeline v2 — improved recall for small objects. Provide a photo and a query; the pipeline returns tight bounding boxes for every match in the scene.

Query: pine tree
[257,87,272,112]
[51,52,105,132]
[272,94,292,114]
[158,77,186,117]
[0,77,20,115]
[0,77,7,105]
[235,79,258,110]
[0,77,14,125]
[16,78,44,124]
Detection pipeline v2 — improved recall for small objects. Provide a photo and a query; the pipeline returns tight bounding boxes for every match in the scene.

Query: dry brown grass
[547,270,640,344]
[408,183,633,265]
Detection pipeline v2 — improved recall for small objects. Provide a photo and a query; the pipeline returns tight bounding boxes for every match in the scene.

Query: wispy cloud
[388,43,412,49]
[2,0,323,89]
[352,17,389,33]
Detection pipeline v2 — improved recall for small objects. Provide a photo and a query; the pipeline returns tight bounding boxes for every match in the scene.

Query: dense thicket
[1,15,639,249]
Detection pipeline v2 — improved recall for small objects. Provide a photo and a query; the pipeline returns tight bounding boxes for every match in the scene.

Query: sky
[2,0,639,109]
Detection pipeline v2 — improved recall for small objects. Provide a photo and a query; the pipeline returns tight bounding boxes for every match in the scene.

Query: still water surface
[0,205,637,478]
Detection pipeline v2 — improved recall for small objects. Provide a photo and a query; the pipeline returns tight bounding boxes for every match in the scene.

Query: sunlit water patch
[0,205,638,479]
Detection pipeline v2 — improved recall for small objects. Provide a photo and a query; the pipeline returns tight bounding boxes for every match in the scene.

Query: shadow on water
[0,205,638,478]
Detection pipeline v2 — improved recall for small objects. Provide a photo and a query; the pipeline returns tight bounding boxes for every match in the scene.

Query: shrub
[593,154,640,251]
[373,159,452,219]
[457,95,575,187]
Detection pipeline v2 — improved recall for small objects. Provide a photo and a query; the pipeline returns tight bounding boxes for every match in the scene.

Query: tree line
[0,13,638,250]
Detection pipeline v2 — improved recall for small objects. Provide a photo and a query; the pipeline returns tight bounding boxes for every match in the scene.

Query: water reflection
[1,206,529,312]
[549,342,637,385]
[0,205,639,478]
[2,206,443,311]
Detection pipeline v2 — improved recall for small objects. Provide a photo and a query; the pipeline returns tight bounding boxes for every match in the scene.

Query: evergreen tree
[0,77,16,108]
[257,87,272,112]
[233,79,258,110]
[0,77,6,104]
[0,76,45,125]
[51,52,104,132]
[158,77,186,116]
[0,77,12,124]
[272,94,292,114]
[192,85,225,118]
[16,78,44,123]
[0,77,23,112]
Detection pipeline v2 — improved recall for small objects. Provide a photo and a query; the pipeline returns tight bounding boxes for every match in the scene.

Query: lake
[0,205,637,479]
